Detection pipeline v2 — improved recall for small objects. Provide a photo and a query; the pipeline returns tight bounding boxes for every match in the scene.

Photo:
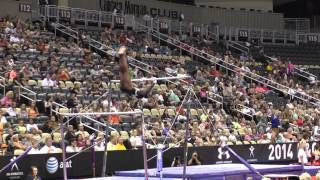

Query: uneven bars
[58,111,142,116]
[110,75,190,83]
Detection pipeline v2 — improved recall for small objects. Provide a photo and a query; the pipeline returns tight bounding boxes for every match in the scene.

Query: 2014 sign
[268,144,294,161]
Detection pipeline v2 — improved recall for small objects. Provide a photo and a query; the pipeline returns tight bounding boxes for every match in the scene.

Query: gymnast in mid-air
[117,33,155,98]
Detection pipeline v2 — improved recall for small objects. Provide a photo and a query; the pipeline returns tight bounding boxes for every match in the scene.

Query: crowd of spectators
[0,16,319,161]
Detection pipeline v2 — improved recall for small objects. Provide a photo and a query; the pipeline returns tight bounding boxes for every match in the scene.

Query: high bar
[111,75,191,83]
[58,111,143,116]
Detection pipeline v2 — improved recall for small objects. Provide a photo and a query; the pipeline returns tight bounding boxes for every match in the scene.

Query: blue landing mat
[115,164,320,180]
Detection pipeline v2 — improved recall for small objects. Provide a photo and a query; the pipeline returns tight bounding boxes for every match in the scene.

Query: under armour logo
[249,146,255,158]
[218,147,230,160]
[10,156,19,171]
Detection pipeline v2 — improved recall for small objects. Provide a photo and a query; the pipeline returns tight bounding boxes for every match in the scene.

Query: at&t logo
[46,157,73,174]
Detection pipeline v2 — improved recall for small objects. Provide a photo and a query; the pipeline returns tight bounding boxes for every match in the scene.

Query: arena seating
[263,43,320,65]
[0,12,319,159]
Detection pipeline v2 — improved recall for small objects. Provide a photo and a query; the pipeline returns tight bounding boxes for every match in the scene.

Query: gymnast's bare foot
[118,46,127,55]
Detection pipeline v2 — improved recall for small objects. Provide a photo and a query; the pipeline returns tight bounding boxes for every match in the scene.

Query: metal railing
[284,18,311,33]
[18,85,37,102]
[207,93,223,105]
[235,104,254,121]
[53,23,78,40]
[0,76,6,96]
[135,22,320,106]
[227,40,250,54]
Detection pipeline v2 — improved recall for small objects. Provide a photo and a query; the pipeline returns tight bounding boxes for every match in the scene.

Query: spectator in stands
[40,137,58,154]
[44,96,53,115]
[26,119,38,133]
[107,134,117,151]
[188,151,201,166]
[42,74,56,87]
[66,138,82,153]
[271,112,280,134]
[36,39,46,52]
[76,134,86,149]
[116,137,126,151]
[298,138,310,165]
[312,143,320,166]
[65,125,76,143]
[82,52,93,65]
[15,119,27,134]
[4,128,14,145]
[30,127,41,142]
[19,104,28,118]
[130,129,142,149]
[57,66,70,81]
[108,107,121,124]
[228,129,237,143]
[299,172,312,180]
[70,82,82,95]
[28,102,39,119]
[150,121,163,138]
[11,134,26,151]
[9,66,17,80]
[66,93,77,109]
[95,132,105,151]
[28,139,40,154]
[171,156,182,167]
[168,90,180,105]
[41,120,54,133]
[1,91,14,107]
[194,137,204,147]
[76,123,89,139]
[6,104,17,117]
[0,112,7,124]
[161,109,171,120]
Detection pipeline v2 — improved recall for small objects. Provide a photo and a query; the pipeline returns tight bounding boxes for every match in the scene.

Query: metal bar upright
[101,82,112,177]
[182,89,191,180]
[60,115,68,180]
[141,113,149,180]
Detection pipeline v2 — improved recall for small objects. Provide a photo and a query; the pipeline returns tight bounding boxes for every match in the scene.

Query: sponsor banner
[0,152,103,180]
[0,142,312,179]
